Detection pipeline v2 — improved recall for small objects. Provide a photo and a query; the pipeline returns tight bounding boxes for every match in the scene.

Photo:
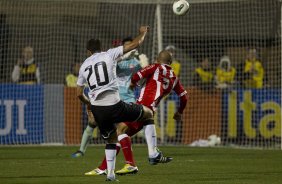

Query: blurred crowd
[11,45,265,90]
[192,48,264,90]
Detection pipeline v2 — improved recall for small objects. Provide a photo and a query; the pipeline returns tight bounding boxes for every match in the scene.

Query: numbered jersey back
[77,46,123,102]
[137,63,181,111]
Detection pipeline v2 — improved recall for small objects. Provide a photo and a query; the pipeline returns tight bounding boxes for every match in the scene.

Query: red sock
[118,134,136,166]
[98,143,121,170]
[126,121,144,137]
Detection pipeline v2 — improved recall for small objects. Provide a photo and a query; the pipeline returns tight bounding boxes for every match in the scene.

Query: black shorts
[91,101,143,139]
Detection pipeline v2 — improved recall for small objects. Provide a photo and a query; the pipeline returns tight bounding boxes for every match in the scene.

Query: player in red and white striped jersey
[128,50,188,166]
[85,50,188,176]
[133,56,187,113]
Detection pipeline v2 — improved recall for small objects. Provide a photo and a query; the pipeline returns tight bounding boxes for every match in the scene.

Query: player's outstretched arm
[129,82,135,91]
[123,26,149,54]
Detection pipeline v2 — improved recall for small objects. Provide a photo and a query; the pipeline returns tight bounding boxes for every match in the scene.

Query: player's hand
[129,82,135,91]
[86,104,93,119]
[86,103,91,111]
[86,104,92,116]
[86,104,96,125]
[139,26,149,34]
[173,112,182,121]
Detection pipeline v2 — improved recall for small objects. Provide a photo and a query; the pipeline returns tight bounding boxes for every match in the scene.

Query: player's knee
[107,131,118,144]
[143,118,154,126]
[116,123,129,135]
[141,106,153,120]
[105,143,116,150]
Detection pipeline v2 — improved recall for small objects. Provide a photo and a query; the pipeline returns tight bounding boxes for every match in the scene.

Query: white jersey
[77,46,123,106]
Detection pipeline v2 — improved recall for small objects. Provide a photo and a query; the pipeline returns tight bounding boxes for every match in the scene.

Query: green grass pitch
[0,146,281,184]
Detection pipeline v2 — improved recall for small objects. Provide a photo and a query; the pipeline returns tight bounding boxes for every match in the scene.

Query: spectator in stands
[65,62,81,87]
[165,45,181,77]
[242,48,264,88]
[192,57,214,90]
[12,46,40,84]
[215,56,236,89]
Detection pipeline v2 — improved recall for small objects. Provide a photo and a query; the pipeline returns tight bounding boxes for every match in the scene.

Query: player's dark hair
[87,39,101,53]
[122,36,133,45]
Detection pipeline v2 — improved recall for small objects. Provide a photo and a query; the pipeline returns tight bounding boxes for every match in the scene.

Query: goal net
[0,0,281,149]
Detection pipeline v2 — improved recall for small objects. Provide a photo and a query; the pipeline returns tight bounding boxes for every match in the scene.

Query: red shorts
[124,103,155,137]
[124,121,144,137]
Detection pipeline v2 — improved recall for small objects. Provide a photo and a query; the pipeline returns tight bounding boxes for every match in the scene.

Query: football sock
[118,134,136,166]
[144,124,158,158]
[98,143,121,170]
[105,144,117,179]
[79,124,94,153]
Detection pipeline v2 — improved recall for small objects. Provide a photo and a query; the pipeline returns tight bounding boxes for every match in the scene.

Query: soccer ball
[207,134,221,147]
[173,0,190,16]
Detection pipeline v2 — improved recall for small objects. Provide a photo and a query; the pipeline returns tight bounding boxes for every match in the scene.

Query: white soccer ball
[173,0,190,16]
[207,134,221,147]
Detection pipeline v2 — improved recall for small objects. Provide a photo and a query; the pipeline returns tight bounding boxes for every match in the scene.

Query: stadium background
[0,0,281,149]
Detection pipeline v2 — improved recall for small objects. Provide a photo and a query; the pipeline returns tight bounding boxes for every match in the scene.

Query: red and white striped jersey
[131,63,187,111]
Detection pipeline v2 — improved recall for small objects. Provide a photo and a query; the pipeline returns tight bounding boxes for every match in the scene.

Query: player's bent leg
[116,134,138,175]
[116,122,129,136]
[125,121,144,137]
[115,122,139,175]
[138,105,153,122]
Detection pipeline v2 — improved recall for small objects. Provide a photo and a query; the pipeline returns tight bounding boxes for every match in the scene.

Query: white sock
[79,125,94,153]
[118,134,128,142]
[105,144,117,179]
[144,124,158,158]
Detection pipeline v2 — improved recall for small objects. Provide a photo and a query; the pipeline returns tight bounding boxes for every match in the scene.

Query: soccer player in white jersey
[71,37,148,158]
[71,44,98,158]
[76,26,153,182]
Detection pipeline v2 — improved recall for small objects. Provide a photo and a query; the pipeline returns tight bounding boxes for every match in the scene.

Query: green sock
[79,125,94,153]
